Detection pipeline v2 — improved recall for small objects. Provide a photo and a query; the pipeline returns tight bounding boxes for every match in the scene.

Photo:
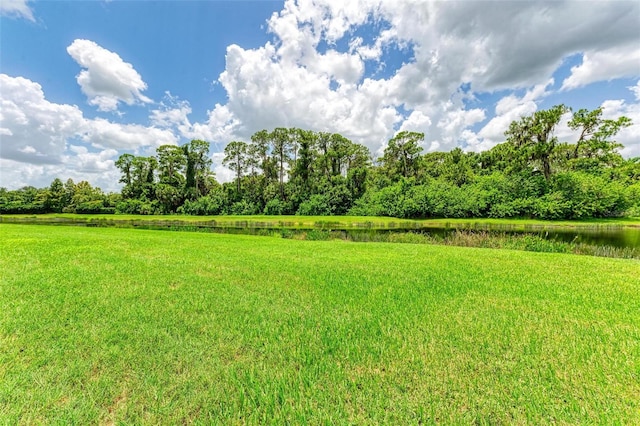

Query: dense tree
[477,142,526,176]
[157,145,187,187]
[567,107,631,172]
[250,129,274,180]
[3,106,636,219]
[505,104,569,181]
[69,180,108,213]
[328,133,352,176]
[155,184,182,213]
[292,129,316,188]
[115,154,135,188]
[45,178,66,213]
[345,144,371,199]
[130,156,157,200]
[63,179,76,209]
[346,143,371,172]
[270,127,292,199]
[289,128,301,164]
[441,148,476,186]
[382,131,424,179]
[223,141,249,194]
[184,139,213,199]
[315,132,332,178]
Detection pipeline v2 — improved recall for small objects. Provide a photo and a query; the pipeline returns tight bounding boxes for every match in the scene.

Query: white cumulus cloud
[193,0,640,159]
[629,80,640,102]
[150,92,193,129]
[67,39,152,112]
[85,119,178,152]
[0,74,178,190]
[561,46,640,91]
[0,74,86,165]
[600,98,640,158]
[475,79,554,148]
[4,0,640,190]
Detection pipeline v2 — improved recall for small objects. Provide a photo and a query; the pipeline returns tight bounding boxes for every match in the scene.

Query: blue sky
[2,1,282,123]
[1,0,639,190]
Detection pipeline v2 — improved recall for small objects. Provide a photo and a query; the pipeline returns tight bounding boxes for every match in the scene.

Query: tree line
[2,105,639,219]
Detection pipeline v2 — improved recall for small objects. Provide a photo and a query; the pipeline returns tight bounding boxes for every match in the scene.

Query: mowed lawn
[1,225,638,424]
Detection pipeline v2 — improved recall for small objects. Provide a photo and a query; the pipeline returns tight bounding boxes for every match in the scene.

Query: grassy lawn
[1,224,639,423]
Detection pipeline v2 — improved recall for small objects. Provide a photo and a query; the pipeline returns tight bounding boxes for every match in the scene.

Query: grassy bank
[2,213,639,258]
[321,229,640,259]
[1,225,639,423]
[2,213,639,230]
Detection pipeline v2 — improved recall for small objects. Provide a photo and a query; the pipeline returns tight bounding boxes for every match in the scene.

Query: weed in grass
[572,243,640,259]
[305,229,331,241]
[278,228,294,239]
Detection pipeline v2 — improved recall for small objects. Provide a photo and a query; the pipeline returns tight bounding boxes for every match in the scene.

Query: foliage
[297,194,331,216]
[177,189,227,215]
[0,179,110,214]
[1,106,636,220]
[263,198,291,215]
[115,198,158,215]
[223,141,249,194]
[505,104,569,181]
[381,130,424,179]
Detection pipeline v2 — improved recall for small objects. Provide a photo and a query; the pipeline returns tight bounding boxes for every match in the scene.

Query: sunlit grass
[1,224,639,423]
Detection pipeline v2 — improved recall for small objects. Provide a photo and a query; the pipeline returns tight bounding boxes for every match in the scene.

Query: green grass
[1,224,639,424]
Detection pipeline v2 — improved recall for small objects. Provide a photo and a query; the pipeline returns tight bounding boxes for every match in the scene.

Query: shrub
[116,199,158,215]
[297,195,331,216]
[547,172,629,219]
[263,198,292,215]
[75,200,110,214]
[230,200,260,215]
[177,192,227,215]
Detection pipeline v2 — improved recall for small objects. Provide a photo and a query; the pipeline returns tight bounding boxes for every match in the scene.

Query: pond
[2,215,639,249]
[408,225,640,249]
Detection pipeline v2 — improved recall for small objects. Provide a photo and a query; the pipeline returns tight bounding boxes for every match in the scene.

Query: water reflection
[409,225,640,249]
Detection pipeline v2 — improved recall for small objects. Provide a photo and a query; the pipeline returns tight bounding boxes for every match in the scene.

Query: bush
[0,202,47,214]
[348,179,411,218]
[230,200,260,215]
[326,184,353,215]
[409,180,483,218]
[263,198,292,215]
[488,198,535,218]
[531,192,572,220]
[297,195,331,216]
[177,192,227,215]
[624,182,640,216]
[546,172,629,219]
[116,199,158,215]
[75,200,111,214]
